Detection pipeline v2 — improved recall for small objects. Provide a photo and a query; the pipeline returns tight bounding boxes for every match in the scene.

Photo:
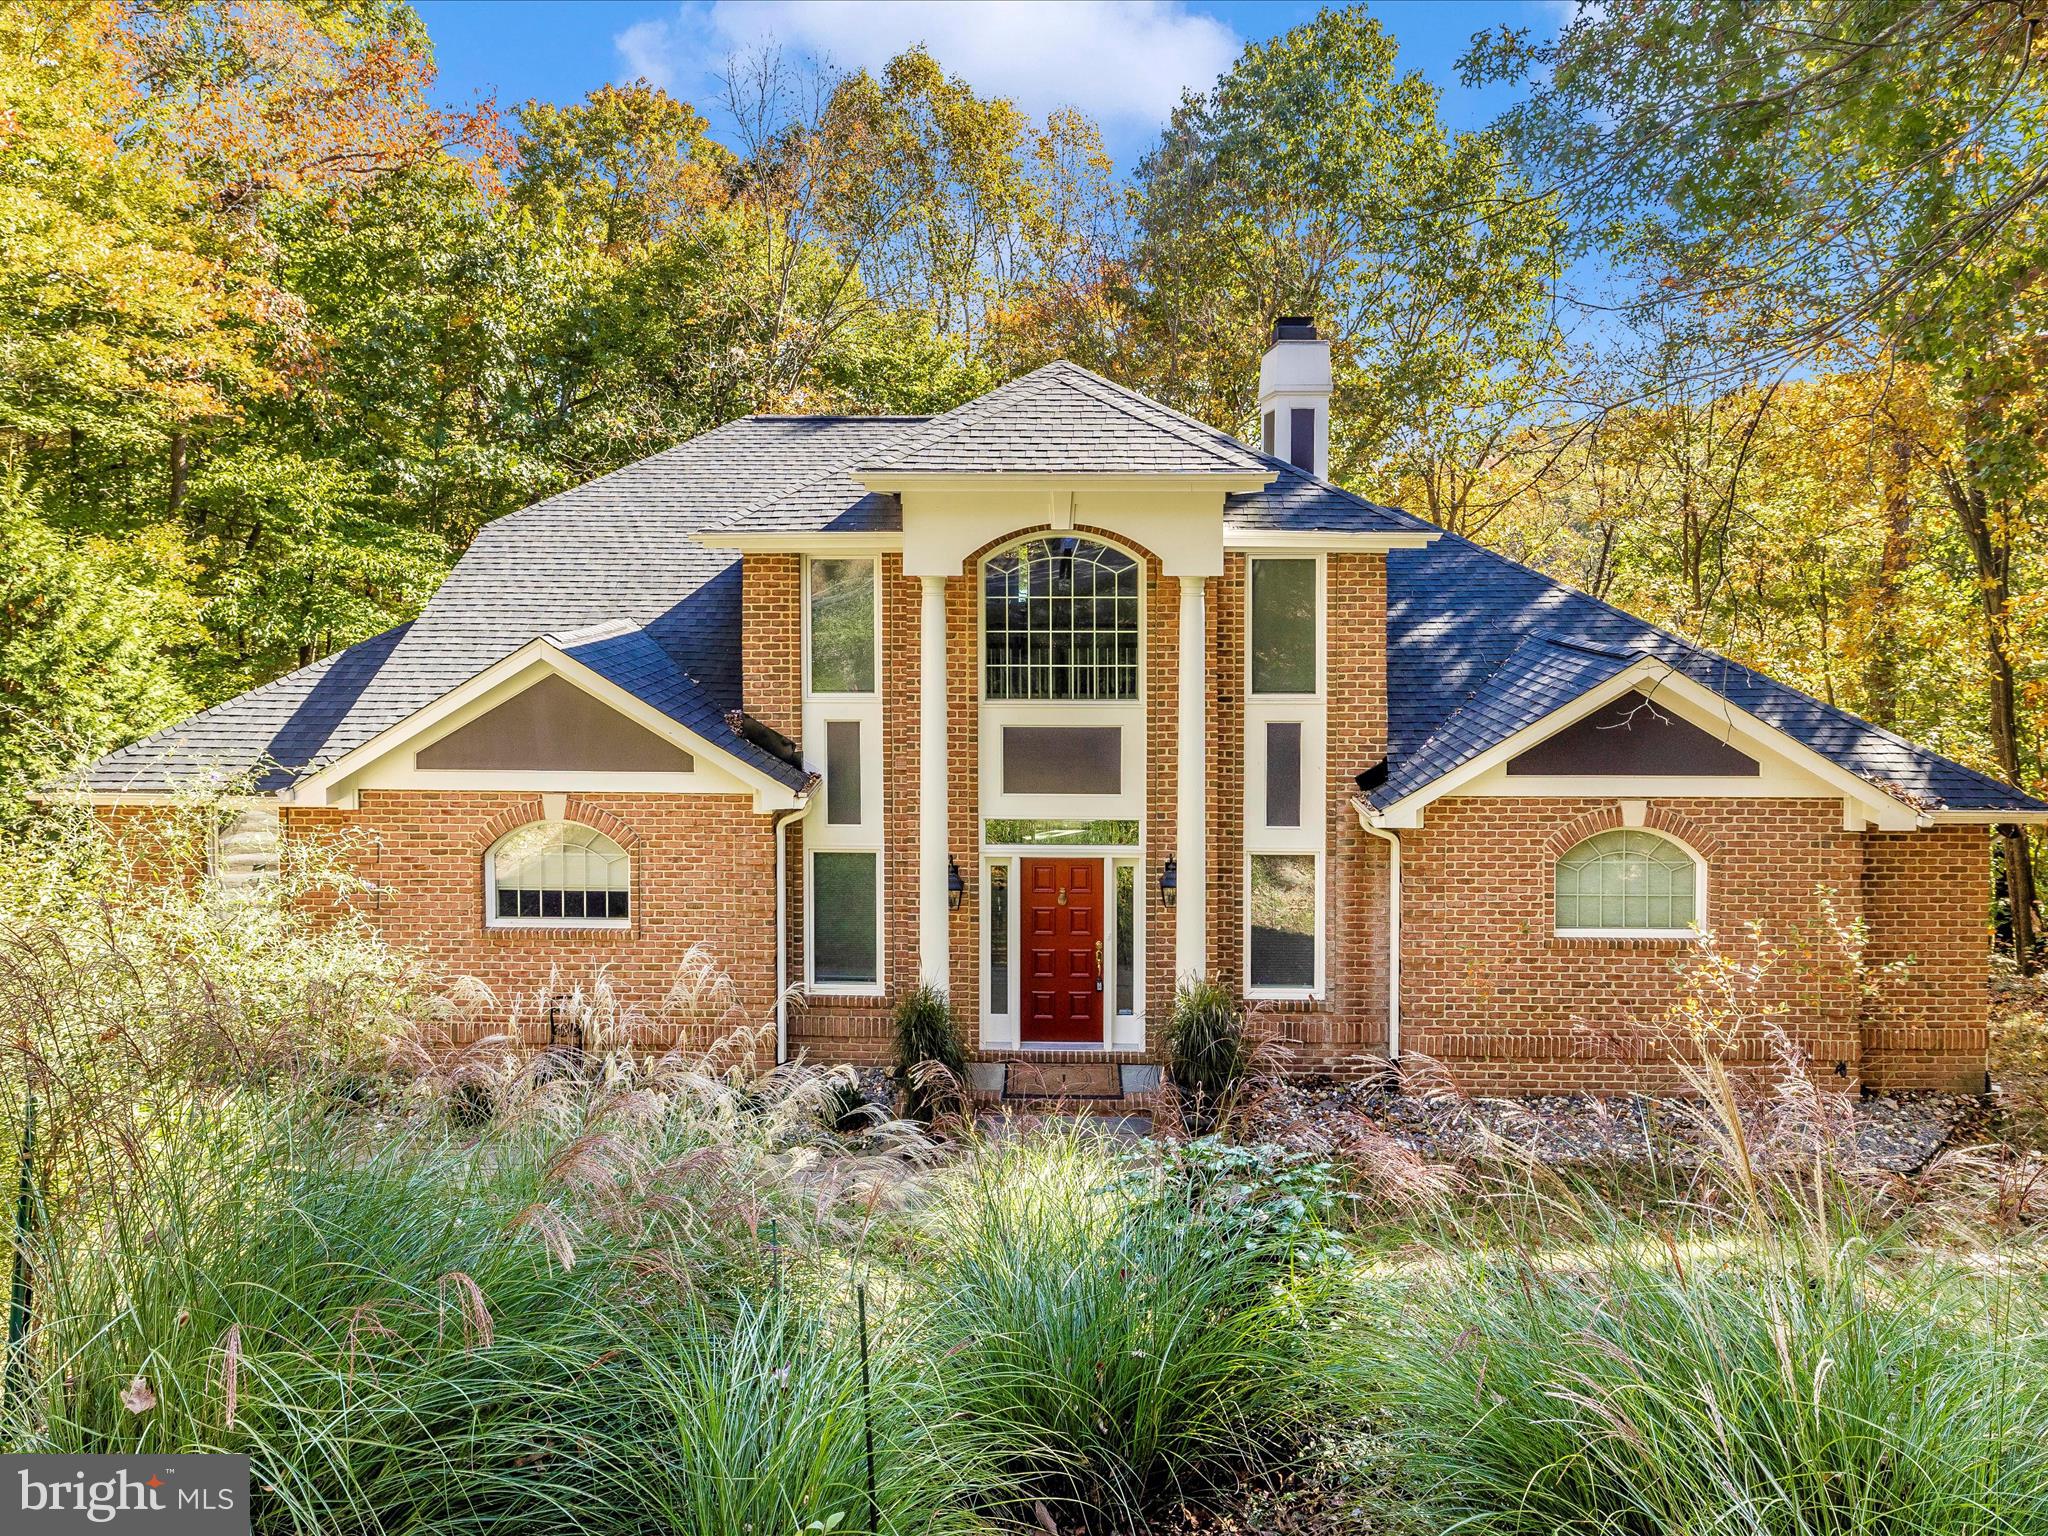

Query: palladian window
[487,822,631,927]
[1554,829,1700,936]
[984,536,1139,701]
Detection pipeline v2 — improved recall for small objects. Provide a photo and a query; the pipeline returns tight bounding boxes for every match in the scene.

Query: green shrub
[892,984,967,1124]
[914,1128,1364,1522]
[1163,977,1248,1132]
[1368,1226,2048,1536]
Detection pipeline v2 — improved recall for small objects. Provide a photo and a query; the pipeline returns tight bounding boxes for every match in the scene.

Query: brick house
[79,323,2047,1093]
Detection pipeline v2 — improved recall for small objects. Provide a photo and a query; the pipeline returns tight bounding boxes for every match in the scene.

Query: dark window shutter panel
[1265,720,1302,827]
[1289,408,1316,472]
[1262,411,1275,455]
[826,719,863,823]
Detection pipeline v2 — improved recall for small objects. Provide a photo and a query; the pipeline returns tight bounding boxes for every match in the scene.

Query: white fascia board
[857,470,1277,495]
[1369,659,1924,831]
[1927,807,2048,825]
[288,640,807,814]
[1223,528,1440,552]
[37,788,283,806]
[690,530,905,554]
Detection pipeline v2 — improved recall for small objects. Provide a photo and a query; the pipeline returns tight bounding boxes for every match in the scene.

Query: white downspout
[772,805,804,1064]
[1360,817,1401,1062]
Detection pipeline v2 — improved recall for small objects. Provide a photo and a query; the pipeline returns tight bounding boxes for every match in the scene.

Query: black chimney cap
[1271,315,1319,341]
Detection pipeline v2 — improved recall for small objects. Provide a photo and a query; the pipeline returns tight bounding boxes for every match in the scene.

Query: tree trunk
[1863,425,1914,728]
[166,432,188,520]
[1939,460,2039,971]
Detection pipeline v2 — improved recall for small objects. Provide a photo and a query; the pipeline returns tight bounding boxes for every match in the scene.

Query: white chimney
[1257,316,1331,479]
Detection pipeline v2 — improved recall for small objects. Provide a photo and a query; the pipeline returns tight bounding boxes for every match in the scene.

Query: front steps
[968,1055,1162,1122]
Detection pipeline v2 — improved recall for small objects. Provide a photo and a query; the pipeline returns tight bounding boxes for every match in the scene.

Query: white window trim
[1552,829,1708,940]
[1243,850,1325,1001]
[806,846,885,996]
[803,555,881,700]
[1245,551,1324,702]
[977,532,1147,707]
[483,825,633,932]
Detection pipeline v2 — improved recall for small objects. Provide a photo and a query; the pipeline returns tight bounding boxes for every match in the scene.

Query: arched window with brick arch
[485,821,631,928]
[982,534,1140,701]
[1553,828,1703,937]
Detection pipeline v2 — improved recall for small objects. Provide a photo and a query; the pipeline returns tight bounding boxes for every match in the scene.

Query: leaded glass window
[984,537,1139,701]
[1554,830,1699,934]
[489,822,630,925]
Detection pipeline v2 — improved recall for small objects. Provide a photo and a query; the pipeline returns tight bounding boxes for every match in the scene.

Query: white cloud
[613,1,1240,127]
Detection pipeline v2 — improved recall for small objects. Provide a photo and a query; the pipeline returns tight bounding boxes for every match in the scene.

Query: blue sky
[414,1,1566,166]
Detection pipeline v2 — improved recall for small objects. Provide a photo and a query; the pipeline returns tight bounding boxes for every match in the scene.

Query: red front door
[1020,858,1104,1043]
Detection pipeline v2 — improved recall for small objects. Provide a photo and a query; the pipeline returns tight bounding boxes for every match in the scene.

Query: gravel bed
[1246,1080,1980,1174]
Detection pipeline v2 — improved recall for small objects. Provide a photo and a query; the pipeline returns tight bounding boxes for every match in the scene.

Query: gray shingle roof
[76,368,2043,816]
[861,360,1270,476]
[1374,634,1638,807]
[78,416,912,794]
[1376,533,2046,815]
[725,360,1432,538]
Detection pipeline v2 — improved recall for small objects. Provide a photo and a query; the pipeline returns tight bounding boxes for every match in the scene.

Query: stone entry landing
[969,1057,1163,1114]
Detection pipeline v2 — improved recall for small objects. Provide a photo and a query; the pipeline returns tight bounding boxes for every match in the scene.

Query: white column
[918,574,950,992]
[1175,574,1208,984]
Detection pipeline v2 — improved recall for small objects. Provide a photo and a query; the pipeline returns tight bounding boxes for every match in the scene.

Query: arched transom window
[984,536,1139,701]
[487,822,630,927]
[1554,829,1700,936]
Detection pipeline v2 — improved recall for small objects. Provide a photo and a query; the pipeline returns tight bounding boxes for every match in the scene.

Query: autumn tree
[1473,0,2048,965]
[1120,8,1572,526]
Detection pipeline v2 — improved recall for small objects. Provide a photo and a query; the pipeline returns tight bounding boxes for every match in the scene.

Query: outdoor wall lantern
[1159,857,1177,908]
[947,857,966,912]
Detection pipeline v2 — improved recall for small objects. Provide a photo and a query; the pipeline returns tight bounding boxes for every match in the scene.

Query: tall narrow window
[809,558,876,694]
[811,851,879,987]
[989,865,1010,1017]
[1250,557,1317,695]
[825,720,862,825]
[1248,853,1316,992]
[984,536,1139,701]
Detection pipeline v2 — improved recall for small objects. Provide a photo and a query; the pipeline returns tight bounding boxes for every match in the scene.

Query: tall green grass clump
[912,1127,1364,1522]
[893,983,967,1124]
[1366,924,2048,1535]
[601,1292,1001,1536]
[1370,1217,2048,1535]
[1163,977,1248,1133]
